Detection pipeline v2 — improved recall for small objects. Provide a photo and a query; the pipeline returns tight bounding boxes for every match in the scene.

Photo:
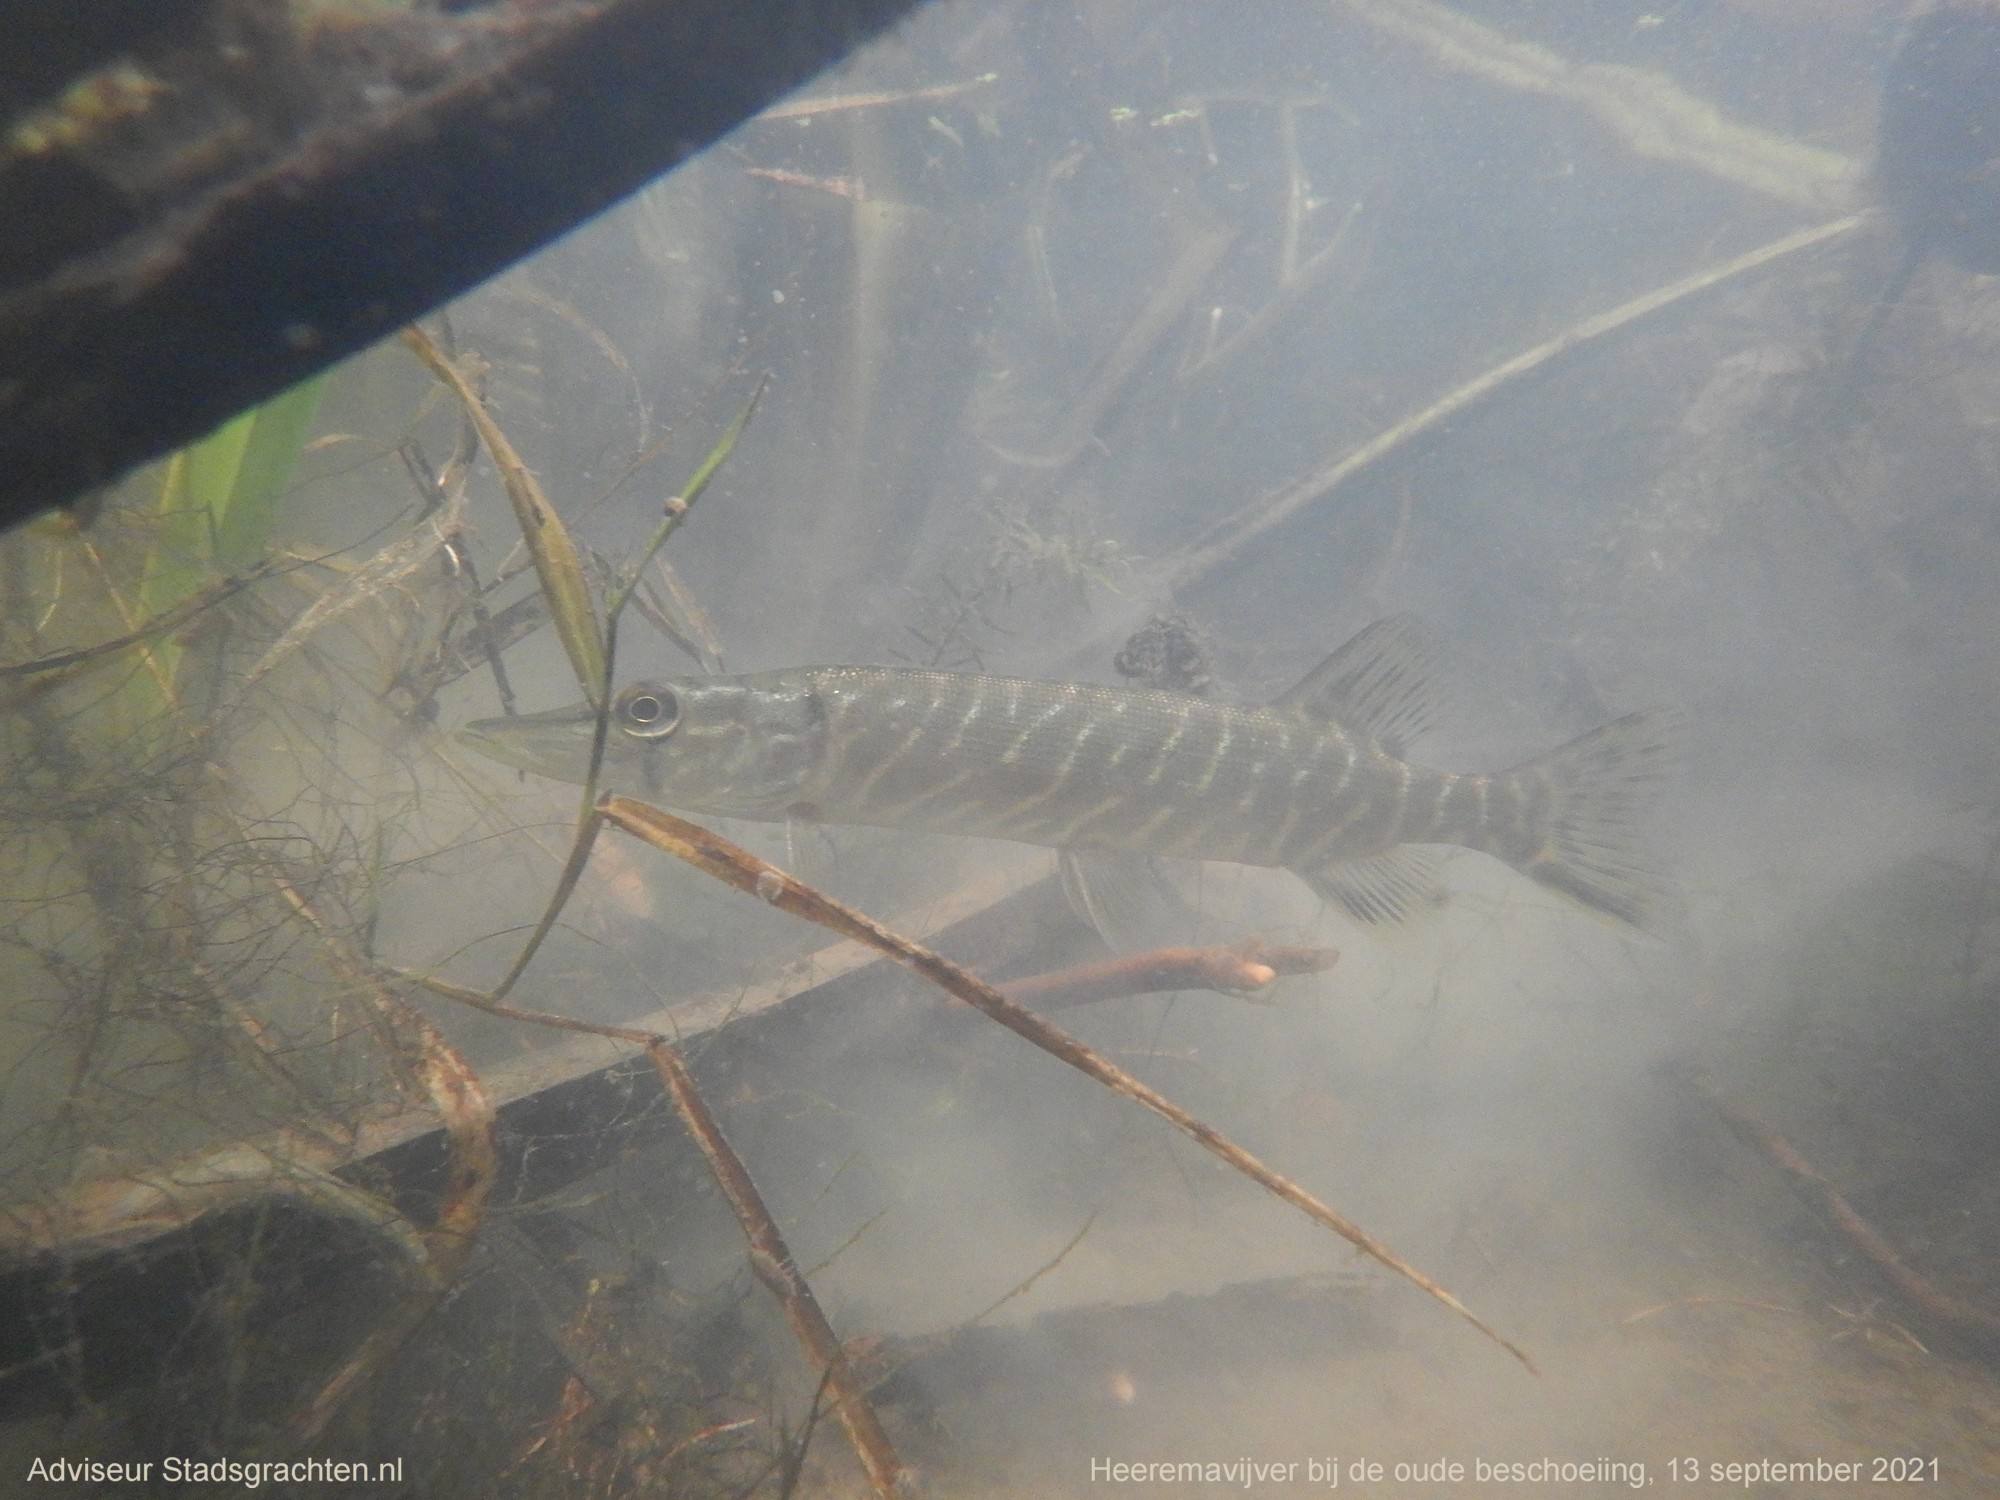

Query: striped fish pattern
[459,619,1683,928]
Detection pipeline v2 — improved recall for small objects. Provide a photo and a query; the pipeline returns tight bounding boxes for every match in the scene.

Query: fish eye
[617,686,681,737]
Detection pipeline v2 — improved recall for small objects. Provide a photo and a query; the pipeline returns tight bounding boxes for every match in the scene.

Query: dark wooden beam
[0,0,923,530]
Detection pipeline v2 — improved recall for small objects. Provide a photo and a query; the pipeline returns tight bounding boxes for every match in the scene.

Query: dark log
[0,0,922,529]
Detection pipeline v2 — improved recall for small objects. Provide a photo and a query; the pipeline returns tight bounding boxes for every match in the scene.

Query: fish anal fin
[1273,616,1447,757]
[1300,845,1447,925]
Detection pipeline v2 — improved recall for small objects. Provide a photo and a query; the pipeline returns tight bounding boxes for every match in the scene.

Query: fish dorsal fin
[1272,615,1446,757]
[1300,846,1447,925]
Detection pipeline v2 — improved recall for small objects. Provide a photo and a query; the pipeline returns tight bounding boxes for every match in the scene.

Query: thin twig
[599,795,1535,1373]
[0,561,281,680]
[581,346,761,520]
[625,565,716,671]
[483,805,610,1007]
[403,979,910,1494]
[649,1041,910,1497]
[998,941,1338,1013]
[1687,1067,2000,1352]
[501,278,650,452]
[1167,214,1869,591]
[775,1366,837,1500]
[649,554,727,670]
[760,74,997,121]
[398,438,516,716]
[967,1214,1098,1328]
[1620,1294,1806,1326]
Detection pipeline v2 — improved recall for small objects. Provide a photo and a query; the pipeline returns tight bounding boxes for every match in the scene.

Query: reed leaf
[609,373,769,622]
[401,324,608,704]
[210,376,325,571]
[135,375,326,693]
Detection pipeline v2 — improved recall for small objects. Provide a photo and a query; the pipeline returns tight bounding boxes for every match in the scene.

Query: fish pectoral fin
[1058,849,1202,954]
[1271,615,1449,757]
[1300,846,1447,925]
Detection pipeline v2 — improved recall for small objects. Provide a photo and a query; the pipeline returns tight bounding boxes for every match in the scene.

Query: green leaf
[211,375,325,571]
[142,376,325,616]
[136,375,325,698]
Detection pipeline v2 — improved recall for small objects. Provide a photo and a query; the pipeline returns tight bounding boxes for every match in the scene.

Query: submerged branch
[414,957,913,1494]
[647,1040,911,1497]
[1333,0,1857,209]
[998,942,1338,1012]
[599,794,1534,1373]
[1168,213,1868,590]
[1,852,1055,1270]
[1688,1067,2000,1355]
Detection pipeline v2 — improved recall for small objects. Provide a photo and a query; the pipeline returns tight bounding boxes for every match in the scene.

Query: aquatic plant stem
[599,795,1537,1373]
[1168,213,1869,592]
[403,324,608,700]
[605,373,770,623]
[1332,0,1856,209]
[476,371,767,1004]
[1688,1067,2000,1354]
[0,560,282,681]
[650,1039,912,1496]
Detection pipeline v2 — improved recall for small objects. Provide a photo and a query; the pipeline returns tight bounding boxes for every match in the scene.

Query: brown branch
[1687,1067,2000,1352]
[646,1041,910,1498]
[999,941,1337,1012]
[410,981,912,1495]
[599,794,1534,1373]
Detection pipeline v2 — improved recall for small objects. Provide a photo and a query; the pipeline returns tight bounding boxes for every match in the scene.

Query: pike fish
[458,618,1683,928]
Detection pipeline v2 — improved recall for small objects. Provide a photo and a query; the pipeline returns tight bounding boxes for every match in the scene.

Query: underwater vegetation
[5,2,2000,1496]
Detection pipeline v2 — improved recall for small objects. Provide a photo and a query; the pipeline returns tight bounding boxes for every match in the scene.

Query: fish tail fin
[1495,707,1688,930]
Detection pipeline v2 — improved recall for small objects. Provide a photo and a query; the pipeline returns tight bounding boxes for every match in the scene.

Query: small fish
[458,618,1683,928]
